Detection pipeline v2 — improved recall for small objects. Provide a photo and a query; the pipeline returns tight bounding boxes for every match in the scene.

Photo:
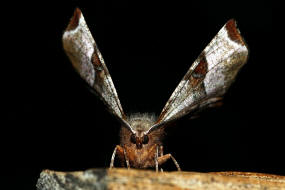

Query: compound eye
[142,135,149,144]
[130,134,136,144]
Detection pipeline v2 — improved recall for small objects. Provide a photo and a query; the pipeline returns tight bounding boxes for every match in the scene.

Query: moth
[62,8,248,171]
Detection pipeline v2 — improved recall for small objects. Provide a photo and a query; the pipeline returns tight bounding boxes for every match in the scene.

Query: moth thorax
[127,113,156,136]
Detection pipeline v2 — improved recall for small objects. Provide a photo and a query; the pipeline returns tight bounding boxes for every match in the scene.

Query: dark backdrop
[3,1,277,189]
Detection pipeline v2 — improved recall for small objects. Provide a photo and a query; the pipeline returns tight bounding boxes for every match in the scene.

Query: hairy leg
[159,146,164,172]
[123,148,130,169]
[158,153,181,171]
[155,146,159,172]
[160,146,164,157]
[109,145,125,169]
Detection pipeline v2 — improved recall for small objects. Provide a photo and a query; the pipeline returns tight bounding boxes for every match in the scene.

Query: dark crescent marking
[190,52,208,87]
[192,53,208,79]
[91,49,103,71]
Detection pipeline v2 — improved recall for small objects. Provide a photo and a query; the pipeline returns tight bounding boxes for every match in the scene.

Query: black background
[3,1,277,189]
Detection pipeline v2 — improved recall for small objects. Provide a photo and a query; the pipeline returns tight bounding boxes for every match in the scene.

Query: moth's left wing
[146,19,248,134]
[62,8,134,133]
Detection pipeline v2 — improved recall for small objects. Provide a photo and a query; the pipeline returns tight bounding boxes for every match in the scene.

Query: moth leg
[159,145,164,157]
[110,146,117,169]
[155,146,159,172]
[159,146,164,172]
[123,148,130,169]
[158,154,181,171]
[110,145,125,169]
[170,154,181,171]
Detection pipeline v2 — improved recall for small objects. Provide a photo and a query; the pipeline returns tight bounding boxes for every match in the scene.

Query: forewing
[62,8,134,132]
[147,19,248,133]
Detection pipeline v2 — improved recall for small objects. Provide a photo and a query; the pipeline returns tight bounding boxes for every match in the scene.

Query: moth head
[125,113,157,149]
[130,133,149,149]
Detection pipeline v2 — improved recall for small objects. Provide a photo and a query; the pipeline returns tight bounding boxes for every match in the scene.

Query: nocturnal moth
[62,8,248,171]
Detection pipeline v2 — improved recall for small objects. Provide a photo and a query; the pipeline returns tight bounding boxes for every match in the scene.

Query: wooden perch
[37,168,285,190]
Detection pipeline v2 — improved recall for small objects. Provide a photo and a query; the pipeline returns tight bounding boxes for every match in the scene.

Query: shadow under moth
[62,8,248,171]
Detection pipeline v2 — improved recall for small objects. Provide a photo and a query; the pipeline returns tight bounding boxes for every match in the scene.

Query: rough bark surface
[37,168,285,190]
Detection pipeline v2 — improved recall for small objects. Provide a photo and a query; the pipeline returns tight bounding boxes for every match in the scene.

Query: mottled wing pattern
[146,19,248,133]
[62,8,134,132]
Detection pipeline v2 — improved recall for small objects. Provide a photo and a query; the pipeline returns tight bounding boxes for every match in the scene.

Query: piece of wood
[36,168,285,190]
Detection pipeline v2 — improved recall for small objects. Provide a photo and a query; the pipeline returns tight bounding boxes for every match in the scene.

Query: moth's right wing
[62,8,134,133]
[145,19,248,134]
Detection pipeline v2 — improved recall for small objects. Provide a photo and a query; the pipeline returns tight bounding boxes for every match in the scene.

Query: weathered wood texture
[37,168,285,190]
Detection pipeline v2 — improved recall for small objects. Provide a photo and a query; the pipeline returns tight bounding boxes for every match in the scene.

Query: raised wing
[62,8,134,133]
[145,19,248,134]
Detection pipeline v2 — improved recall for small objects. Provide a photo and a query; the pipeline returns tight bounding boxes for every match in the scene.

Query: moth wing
[146,19,248,134]
[62,8,134,132]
